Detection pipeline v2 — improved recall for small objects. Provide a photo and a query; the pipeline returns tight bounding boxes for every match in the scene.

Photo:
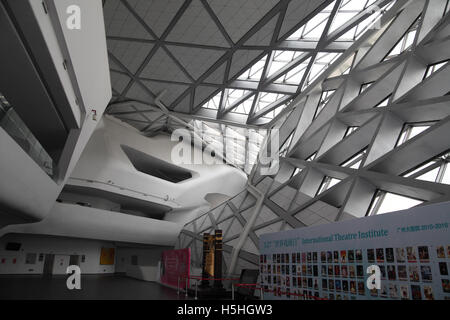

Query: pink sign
[160,248,191,289]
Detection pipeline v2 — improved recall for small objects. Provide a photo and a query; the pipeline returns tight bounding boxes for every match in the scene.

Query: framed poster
[100,247,115,265]
[259,201,450,300]
[160,248,191,289]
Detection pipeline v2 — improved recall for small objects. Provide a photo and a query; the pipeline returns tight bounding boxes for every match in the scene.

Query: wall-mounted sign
[99,248,115,265]
[160,248,191,289]
[259,201,450,300]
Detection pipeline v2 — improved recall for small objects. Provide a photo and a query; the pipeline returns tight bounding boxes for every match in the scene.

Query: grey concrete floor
[0,274,191,300]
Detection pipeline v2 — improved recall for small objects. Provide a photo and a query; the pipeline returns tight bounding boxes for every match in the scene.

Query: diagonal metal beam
[117,0,194,100]
[200,0,234,47]
[171,0,291,111]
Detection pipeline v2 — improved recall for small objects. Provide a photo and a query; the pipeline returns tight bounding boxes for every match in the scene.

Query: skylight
[335,1,396,41]
[287,2,335,41]
[317,176,342,195]
[424,60,448,79]
[291,167,302,178]
[223,89,252,109]
[190,119,267,174]
[304,52,342,88]
[314,89,336,119]
[260,104,286,120]
[274,58,311,84]
[306,152,317,161]
[360,81,374,93]
[279,131,294,157]
[255,92,287,113]
[329,0,377,34]
[204,91,222,110]
[374,95,390,108]
[341,148,367,169]
[232,95,255,115]
[197,1,395,128]
[238,55,267,81]
[368,190,423,215]
[396,122,434,147]
[267,51,305,77]
[384,17,419,60]
[344,126,359,138]
[402,151,450,185]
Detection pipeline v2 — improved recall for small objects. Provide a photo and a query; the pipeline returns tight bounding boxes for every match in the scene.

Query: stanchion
[231,283,235,300]
[195,279,198,300]
[260,287,264,300]
[185,277,188,297]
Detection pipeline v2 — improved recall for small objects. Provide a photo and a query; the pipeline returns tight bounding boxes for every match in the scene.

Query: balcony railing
[0,93,53,177]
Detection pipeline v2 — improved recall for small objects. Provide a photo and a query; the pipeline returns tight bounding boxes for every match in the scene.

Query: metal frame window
[340,148,368,169]
[367,190,424,216]
[314,89,336,119]
[395,121,436,147]
[316,176,342,196]
[402,150,450,185]
[424,60,448,79]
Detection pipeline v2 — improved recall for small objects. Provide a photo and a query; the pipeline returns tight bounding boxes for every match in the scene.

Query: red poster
[160,248,191,289]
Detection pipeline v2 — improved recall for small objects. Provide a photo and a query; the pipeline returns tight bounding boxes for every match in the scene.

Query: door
[69,255,80,266]
[43,254,55,276]
[52,255,70,275]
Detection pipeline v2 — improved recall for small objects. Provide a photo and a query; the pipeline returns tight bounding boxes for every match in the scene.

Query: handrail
[68,177,180,205]
[0,99,54,177]
[232,282,328,300]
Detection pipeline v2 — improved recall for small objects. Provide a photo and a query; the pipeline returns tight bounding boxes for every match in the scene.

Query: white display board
[259,201,450,300]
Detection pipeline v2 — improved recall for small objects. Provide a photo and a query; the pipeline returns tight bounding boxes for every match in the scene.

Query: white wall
[0,202,181,246]
[115,246,170,273]
[0,233,115,275]
[0,128,59,221]
[0,0,111,225]
[68,116,247,221]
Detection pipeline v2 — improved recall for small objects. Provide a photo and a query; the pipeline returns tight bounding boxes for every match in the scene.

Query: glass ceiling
[108,0,398,176]
[189,119,267,174]
[195,0,395,174]
[200,0,393,126]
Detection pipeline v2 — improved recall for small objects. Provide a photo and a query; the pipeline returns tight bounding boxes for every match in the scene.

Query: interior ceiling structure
[176,0,450,275]
[103,0,396,173]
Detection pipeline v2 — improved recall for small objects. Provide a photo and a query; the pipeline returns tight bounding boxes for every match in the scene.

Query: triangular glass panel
[280,131,294,157]
[224,89,252,110]
[374,95,390,108]
[260,104,288,120]
[340,148,367,169]
[287,2,336,40]
[360,82,374,93]
[232,96,255,115]
[203,91,222,110]
[424,60,448,79]
[329,0,380,35]
[396,122,436,147]
[274,58,311,85]
[317,176,342,195]
[314,89,336,119]
[384,17,420,61]
[238,55,268,81]
[254,92,288,113]
[267,50,306,78]
[344,126,359,138]
[304,52,342,88]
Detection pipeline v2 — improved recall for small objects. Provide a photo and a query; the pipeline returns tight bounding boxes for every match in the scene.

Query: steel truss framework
[176,0,450,277]
[104,0,398,172]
